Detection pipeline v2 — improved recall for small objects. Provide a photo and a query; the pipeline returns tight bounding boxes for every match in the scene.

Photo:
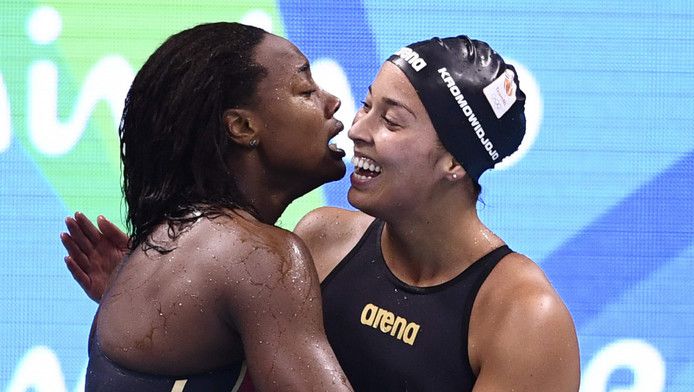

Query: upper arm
[472,258,580,392]
[222,231,352,391]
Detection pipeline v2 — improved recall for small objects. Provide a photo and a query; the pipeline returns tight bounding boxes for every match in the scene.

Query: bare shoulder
[294,206,373,241]
[192,214,320,318]
[200,213,315,280]
[470,252,580,391]
[189,214,352,391]
[294,207,375,281]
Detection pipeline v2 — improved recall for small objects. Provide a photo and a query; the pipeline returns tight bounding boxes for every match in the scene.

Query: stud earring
[452,173,458,179]
[249,139,259,148]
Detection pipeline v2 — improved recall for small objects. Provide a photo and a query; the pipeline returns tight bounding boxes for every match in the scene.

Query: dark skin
[63,32,353,391]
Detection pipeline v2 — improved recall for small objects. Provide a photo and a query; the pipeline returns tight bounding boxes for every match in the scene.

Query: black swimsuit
[86,321,254,391]
[321,219,512,391]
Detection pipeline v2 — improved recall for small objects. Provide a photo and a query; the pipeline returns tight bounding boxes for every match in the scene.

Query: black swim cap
[387,36,526,183]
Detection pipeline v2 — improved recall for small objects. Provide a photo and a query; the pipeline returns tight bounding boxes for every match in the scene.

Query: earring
[249,139,259,148]
[452,173,458,179]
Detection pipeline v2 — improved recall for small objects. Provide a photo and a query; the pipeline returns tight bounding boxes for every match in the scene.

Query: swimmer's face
[347,62,450,219]
[248,34,346,192]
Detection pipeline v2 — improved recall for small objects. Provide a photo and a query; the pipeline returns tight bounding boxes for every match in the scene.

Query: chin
[347,188,372,214]
[323,162,347,183]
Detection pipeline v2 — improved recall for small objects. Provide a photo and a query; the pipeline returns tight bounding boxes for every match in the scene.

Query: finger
[64,255,91,293]
[97,215,129,250]
[65,216,94,255]
[74,211,102,244]
[60,231,92,272]
[60,231,83,259]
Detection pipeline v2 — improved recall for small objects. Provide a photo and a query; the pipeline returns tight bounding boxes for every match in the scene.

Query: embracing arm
[60,213,129,302]
[471,255,580,392]
[222,230,352,391]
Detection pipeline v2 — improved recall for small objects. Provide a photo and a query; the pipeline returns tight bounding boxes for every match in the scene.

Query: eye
[382,115,400,128]
[301,89,317,97]
[360,100,371,113]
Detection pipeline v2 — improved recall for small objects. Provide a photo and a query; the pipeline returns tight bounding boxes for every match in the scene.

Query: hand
[60,212,130,303]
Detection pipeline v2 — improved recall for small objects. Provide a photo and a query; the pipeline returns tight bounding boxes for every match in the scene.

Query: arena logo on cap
[393,47,427,71]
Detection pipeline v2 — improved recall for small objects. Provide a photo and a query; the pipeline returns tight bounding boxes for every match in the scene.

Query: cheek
[291,101,324,130]
[265,101,318,135]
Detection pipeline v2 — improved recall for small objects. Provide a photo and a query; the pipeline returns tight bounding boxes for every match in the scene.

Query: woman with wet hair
[62,22,352,391]
[63,34,580,391]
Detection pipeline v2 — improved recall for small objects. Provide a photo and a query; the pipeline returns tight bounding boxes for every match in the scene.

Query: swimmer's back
[96,211,304,375]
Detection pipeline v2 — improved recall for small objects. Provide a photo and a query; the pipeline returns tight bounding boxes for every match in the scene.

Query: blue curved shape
[541,149,694,329]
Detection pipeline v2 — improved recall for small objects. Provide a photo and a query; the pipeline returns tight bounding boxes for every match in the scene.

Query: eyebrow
[368,86,417,119]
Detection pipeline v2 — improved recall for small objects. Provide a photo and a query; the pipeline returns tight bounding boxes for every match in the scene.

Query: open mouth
[328,122,346,159]
[351,156,382,180]
[328,142,346,158]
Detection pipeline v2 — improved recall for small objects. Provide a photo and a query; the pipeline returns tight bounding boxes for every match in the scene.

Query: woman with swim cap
[61,22,353,391]
[63,35,580,391]
[297,35,579,391]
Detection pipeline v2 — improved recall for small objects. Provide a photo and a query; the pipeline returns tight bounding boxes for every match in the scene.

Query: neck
[231,156,313,225]
[380,192,503,287]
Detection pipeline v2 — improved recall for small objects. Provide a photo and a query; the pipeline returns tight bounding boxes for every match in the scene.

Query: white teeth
[328,143,343,152]
[351,156,382,173]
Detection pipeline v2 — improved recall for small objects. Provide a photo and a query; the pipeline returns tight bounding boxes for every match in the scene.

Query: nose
[347,109,371,144]
[324,90,341,118]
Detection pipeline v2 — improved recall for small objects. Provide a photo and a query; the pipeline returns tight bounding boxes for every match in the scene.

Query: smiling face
[248,34,346,192]
[347,61,452,219]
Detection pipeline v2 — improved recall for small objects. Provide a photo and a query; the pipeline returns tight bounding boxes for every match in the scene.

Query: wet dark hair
[120,22,268,252]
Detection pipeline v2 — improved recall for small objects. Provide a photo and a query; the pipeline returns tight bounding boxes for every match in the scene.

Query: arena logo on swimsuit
[360,303,421,345]
[393,47,427,72]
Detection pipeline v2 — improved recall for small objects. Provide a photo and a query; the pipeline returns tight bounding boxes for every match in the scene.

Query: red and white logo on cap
[483,69,517,119]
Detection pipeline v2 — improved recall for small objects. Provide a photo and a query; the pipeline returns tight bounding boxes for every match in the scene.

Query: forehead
[371,62,425,111]
[371,61,428,118]
[253,33,308,86]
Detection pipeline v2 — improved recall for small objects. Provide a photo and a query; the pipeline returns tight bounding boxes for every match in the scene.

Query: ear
[223,108,260,147]
[442,155,467,182]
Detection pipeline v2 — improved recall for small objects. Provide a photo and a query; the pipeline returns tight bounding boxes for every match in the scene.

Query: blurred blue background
[1,1,692,391]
